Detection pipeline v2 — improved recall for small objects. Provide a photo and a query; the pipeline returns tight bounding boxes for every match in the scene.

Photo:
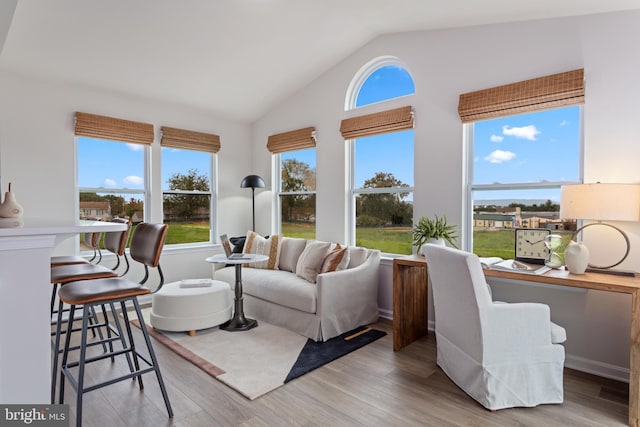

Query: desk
[0,220,127,404]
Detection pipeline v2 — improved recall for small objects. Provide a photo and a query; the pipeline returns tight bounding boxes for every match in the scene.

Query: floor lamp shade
[241,175,265,231]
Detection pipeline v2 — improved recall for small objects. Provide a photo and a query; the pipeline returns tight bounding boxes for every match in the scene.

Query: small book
[180,279,212,288]
[479,257,551,275]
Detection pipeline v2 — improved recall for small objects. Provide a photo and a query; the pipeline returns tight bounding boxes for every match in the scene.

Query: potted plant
[412,215,459,255]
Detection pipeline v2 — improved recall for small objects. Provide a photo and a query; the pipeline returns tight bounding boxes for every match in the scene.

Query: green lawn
[158,222,571,260]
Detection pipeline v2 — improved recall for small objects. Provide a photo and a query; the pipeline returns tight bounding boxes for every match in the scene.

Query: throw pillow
[278,237,308,272]
[295,240,331,283]
[320,243,350,274]
[243,231,282,270]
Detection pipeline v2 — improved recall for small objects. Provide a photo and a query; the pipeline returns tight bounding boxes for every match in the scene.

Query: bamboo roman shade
[267,127,316,154]
[340,106,414,139]
[74,112,154,145]
[160,126,221,153]
[458,69,584,123]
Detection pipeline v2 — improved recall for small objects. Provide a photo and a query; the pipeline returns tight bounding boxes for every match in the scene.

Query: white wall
[0,71,253,283]
[252,10,640,381]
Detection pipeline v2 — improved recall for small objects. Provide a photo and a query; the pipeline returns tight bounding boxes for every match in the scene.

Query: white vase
[564,241,590,274]
[419,238,445,256]
[0,186,24,218]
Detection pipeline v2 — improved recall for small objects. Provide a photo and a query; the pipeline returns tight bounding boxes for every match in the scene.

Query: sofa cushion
[320,243,350,274]
[243,231,281,270]
[296,241,331,283]
[278,237,307,272]
[214,267,317,313]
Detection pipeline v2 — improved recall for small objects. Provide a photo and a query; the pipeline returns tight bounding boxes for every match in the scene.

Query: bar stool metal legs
[55,295,173,426]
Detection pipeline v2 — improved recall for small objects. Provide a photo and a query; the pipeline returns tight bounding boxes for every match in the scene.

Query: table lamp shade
[560,183,640,221]
[240,175,265,189]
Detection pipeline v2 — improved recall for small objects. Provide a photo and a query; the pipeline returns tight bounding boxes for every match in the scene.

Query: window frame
[273,149,317,237]
[462,106,585,252]
[161,148,217,245]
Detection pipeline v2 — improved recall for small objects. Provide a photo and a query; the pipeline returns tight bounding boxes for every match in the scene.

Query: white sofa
[213,236,381,342]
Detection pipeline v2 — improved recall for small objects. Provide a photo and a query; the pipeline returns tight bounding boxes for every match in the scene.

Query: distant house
[473,213,515,230]
[79,201,111,221]
[130,211,144,224]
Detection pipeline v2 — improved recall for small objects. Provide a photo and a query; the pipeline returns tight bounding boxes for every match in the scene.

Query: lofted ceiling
[1,0,639,123]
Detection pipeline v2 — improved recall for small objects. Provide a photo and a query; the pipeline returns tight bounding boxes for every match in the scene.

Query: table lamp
[241,175,265,231]
[560,182,640,275]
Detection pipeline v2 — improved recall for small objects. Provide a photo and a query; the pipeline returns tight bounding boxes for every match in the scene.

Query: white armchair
[424,244,566,410]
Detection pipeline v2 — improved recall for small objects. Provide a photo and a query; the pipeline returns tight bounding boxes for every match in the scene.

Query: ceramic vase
[564,240,590,274]
[0,183,24,218]
[419,238,445,256]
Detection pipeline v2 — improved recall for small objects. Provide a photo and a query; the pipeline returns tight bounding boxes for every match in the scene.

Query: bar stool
[51,231,103,267]
[52,223,172,426]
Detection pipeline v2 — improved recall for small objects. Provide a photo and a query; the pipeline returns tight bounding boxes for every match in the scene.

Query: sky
[78,65,580,206]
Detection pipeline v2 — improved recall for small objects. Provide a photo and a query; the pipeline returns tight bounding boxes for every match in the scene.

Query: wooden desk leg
[630,290,640,427]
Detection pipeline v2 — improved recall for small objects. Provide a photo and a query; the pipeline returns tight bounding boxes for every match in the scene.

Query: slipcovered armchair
[424,244,566,410]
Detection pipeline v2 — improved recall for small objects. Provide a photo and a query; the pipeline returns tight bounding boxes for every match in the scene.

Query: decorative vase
[419,238,445,256]
[0,183,24,218]
[564,240,590,274]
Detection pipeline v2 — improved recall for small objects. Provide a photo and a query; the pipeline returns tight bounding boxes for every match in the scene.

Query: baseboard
[565,354,629,383]
[378,308,393,320]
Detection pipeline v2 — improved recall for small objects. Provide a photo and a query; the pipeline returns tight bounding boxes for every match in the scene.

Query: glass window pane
[356,65,415,107]
[355,130,413,189]
[281,148,316,192]
[78,137,144,189]
[355,193,413,254]
[473,106,580,185]
[161,148,210,191]
[163,193,211,244]
[472,188,575,258]
[280,194,315,239]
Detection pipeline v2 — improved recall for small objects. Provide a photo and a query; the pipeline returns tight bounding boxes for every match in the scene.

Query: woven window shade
[267,127,316,154]
[160,126,221,153]
[458,69,584,123]
[340,106,414,139]
[74,112,154,145]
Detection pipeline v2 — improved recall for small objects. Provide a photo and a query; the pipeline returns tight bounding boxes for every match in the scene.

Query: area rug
[131,310,386,400]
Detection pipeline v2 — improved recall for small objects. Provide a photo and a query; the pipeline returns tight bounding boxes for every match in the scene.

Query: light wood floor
[54,318,629,426]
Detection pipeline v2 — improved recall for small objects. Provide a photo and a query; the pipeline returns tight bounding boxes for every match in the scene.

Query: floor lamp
[241,175,265,231]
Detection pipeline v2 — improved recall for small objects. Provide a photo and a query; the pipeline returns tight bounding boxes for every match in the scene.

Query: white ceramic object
[0,184,24,218]
[564,240,590,274]
[419,238,445,256]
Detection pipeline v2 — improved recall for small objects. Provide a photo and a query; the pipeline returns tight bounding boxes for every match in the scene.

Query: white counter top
[0,219,126,237]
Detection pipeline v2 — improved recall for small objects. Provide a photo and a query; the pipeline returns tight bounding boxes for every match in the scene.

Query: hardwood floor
[54,318,629,426]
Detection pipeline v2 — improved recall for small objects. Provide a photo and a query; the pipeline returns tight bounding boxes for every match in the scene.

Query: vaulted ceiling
[1,0,638,122]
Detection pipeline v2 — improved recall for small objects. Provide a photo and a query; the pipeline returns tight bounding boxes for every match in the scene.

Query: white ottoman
[150,279,232,336]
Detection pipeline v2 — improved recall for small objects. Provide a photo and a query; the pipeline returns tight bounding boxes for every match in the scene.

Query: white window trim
[273,152,316,236]
[462,106,585,252]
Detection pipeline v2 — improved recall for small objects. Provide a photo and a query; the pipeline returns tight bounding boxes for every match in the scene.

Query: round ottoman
[150,279,232,336]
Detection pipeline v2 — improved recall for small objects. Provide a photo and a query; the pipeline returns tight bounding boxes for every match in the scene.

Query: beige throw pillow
[320,243,350,274]
[243,231,282,270]
[295,241,331,283]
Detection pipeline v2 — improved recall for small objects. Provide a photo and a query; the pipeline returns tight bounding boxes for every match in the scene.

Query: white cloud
[490,134,504,142]
[502,125,540,141]
[104,178,116,187]
[123,175,144,185]
[485,149,516,164]
[127,143,143,151]
[559,120,569,126]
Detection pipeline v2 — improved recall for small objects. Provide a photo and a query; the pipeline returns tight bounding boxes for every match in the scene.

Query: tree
[357,172,412,226]
[163,169,210,220]
[124,197,144,218]
[281,159,315,222]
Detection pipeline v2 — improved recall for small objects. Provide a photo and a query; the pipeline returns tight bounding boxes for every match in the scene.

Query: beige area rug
[131,309,385,400]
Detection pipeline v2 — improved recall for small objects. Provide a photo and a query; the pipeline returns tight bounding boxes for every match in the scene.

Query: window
[344,57,415,255]
[269,127,316,239]
[160,126,219,245]
[466,106,582,258]
[77,136,147,224]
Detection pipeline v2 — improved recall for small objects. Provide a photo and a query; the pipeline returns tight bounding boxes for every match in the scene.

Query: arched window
[344,57,415,255]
